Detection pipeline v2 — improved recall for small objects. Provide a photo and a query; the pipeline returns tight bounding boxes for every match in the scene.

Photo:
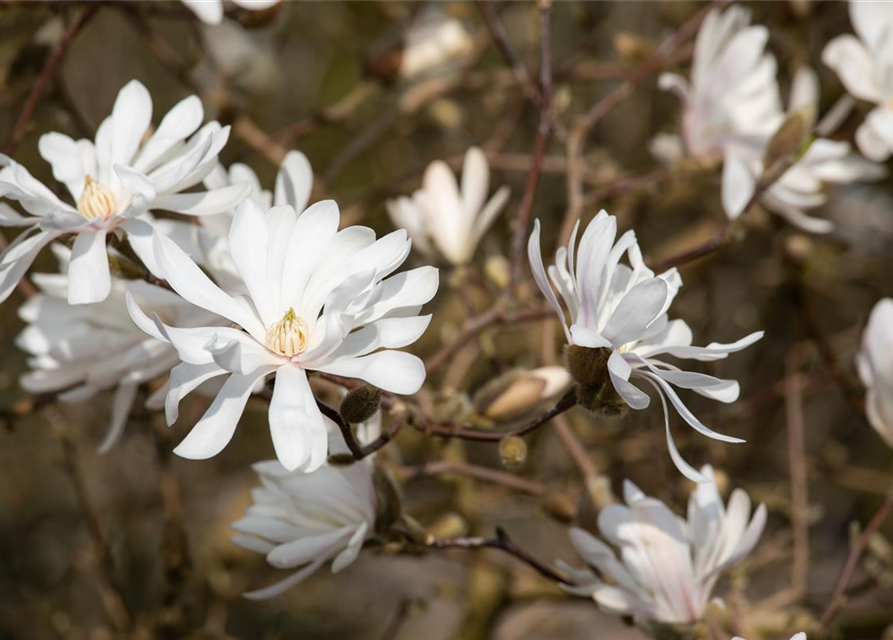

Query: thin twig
[425,305,553,372]
[508,0,553,288]
[401,460,545,496]
[785,348,809,601]
[414,387,576,443]
[316,399,405,461]
[3,6,99,155]
[427,526,568,584]
[820,483,893,628]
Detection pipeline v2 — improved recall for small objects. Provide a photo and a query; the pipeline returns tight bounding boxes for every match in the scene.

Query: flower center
[77,176,117,220]
[265,308,309,357]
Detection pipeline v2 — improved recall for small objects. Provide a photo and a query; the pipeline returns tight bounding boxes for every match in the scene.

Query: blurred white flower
[399,8,474,80]
[823,1,893,161]
[659,7,885,233]
[857,298,893,449]
[658,6,783,163]
[127,198,438,472]
[528,211,762,481]
[722,67,886,233]
[0,79,249,305]
[560,466,766,625]
[387,147,510,266]
[17,246,212,452]
[231,417,378,599]
[182,0,279,26]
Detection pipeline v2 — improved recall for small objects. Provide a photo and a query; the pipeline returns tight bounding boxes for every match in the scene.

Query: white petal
[722,153,756,220]
[154,183,251,216]
[173,366,274,460]
[316,350,426,395]
[528,219,571,341]
[821,35,882,102]
[110,80,153,168]
[268,365,328,472]
[68,229,111,304]
[242,559,327,600]
[602,279,668,347]
[274,150,313,212]
[97,381,139,454]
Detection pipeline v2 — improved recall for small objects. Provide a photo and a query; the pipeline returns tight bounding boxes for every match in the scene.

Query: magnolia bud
[475,366,572,421]
[498,435,528,469]
[340,385,381,424]
[565,344,611,388]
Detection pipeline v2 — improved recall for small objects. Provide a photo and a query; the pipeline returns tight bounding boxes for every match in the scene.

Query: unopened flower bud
[340,385,382,424]
[475,366,572,421]
[565,344,611,388]
[498,435,528,469]
[484,255,511,289]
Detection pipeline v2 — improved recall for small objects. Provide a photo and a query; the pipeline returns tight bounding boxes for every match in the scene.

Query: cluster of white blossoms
[657,5,886,233]
[1,4,891,636]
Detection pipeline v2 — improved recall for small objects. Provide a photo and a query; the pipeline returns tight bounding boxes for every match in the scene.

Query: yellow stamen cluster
[265,308,309,357]
[77,176,118,220]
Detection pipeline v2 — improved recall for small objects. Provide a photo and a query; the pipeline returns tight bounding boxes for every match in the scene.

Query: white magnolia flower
[182,0,280,26]
[734,636,805,640]
[17,246,211,452]
[722,68,886,233]
[823,1,893,161]
[127,198,438,472]
[0,80,249,305]
[658,6,783,163]
[659,7,885,233]
[560,466,766,625]
[528,211,762,481]
[399,8,474,79]
[231,417,378,599]
[857,298,893,449]
[387,147,510,266]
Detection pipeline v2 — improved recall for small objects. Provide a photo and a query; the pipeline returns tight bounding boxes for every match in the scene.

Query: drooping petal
[173,366,275,460]
[68,229,111,305]
[268,365,328,472]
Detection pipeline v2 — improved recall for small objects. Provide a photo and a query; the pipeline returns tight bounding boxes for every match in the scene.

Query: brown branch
[508,0,553,288]
[425,305,554,372]
[820,483,893,628]
[426,526,568,584]
[401,460,545,496]
[3,6,99,155]
[413,387,576,442]
[316,399,405,461]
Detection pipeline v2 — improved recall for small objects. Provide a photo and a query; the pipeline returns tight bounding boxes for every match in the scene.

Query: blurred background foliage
[0,1,892,639]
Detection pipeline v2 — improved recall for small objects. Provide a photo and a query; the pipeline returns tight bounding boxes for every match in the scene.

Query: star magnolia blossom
[721,67,886,234]
[0,80,249,305]
[559,466,766,624]
[387,147,510,266]
[658,6,782,163]
[823,2,893,162]
[528,211,762,482]
[182,0,280,25]
[231,415,378,599]
[127,198,438,472]
[659,7,884,233]
[857,298,893,449]
[17,246,211,453]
